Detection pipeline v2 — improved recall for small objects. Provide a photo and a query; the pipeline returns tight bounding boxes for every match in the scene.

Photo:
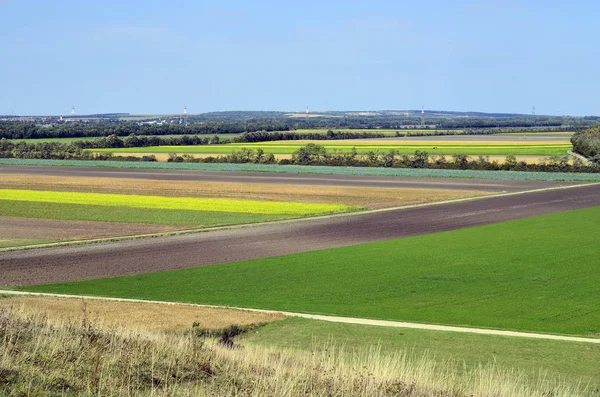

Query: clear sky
[1,0,598,116]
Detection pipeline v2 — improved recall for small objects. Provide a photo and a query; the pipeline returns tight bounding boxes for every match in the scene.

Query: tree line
[279,143,598,173]
[571,125,600,163]
[169,144,599,173]
[0,122,290,140]
[2,113,595,140]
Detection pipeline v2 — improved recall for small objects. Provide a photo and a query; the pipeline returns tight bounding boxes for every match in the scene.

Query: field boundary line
[1,182,597,253]
[1,289,599,344]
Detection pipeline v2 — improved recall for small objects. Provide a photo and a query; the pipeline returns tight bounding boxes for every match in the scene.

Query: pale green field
[91,141,572,156]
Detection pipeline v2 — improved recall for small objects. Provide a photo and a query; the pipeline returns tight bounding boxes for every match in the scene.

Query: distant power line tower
[71,106,75,120]
[306,106,309,126]
[183,105,188,125]
[421,106,425,127]
[532,106,536,116]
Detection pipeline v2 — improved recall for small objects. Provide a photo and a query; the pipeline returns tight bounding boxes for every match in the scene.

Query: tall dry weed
[0,305,593,397]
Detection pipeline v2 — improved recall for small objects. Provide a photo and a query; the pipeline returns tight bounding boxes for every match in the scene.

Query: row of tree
[0,140,93,160]
[0,122,290,140]
[280,144,598,173]
[167,149,277,165]
[160,145,600,173]
[3,114,595,140]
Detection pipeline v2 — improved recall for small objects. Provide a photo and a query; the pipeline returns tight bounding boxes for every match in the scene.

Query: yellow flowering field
[0,189,354,215]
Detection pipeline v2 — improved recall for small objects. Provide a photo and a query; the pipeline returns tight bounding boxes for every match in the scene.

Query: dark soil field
[2,183,598,287]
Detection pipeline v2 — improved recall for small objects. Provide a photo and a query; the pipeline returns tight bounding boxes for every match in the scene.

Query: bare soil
[0,216,184,242]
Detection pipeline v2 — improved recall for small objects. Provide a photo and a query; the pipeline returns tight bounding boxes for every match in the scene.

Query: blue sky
[1,0,598,116]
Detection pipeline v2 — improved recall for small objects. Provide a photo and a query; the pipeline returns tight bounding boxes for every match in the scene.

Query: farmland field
[90,139,572,156]
[19,205,600,336]
[0,174,485,209]
[0,188,356,248]
[4,158,600,181]
[0,189,353,215]
[0,171,492,249]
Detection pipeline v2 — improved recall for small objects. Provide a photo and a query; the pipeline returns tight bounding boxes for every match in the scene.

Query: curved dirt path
[1,290,598,344]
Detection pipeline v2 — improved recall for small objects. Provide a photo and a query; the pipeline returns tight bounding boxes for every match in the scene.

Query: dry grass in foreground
[0,300,590,397]
[0,174,490,209]
[0,296,283,332]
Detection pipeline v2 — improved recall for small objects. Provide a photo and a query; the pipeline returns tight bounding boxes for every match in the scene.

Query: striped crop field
[0,189,357,245]
[0,189,353,216]
[91,140,572,156]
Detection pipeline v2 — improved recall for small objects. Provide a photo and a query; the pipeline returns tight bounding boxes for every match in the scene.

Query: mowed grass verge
[21,206,600,336]
[91,141,572,156]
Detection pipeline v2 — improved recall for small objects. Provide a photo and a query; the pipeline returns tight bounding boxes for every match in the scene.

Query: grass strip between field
[0,189,354,215]
[20,206,600,336]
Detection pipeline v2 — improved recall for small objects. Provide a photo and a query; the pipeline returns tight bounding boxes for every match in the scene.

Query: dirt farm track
[2,180,599,287]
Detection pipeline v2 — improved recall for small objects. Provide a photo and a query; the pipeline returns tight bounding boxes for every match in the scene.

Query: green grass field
[91,141,572,156]
[244,317,600,389]
[20,206,600,336]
